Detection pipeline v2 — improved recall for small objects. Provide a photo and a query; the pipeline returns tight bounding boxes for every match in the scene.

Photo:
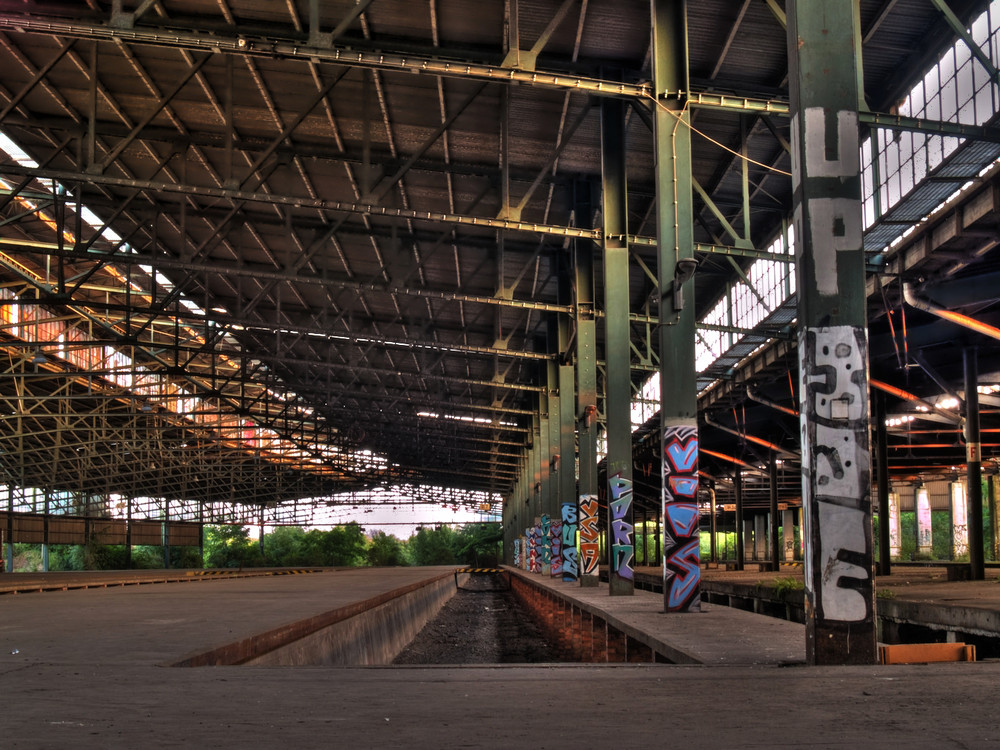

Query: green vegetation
[769,576,804,597]
[5,522,502,571]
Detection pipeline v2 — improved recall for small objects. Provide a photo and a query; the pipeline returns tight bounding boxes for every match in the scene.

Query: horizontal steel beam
[1,240,574,314]
[0,13,789,114]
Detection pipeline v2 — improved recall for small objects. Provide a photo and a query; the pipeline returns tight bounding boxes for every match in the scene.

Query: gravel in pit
[393,575,563,664]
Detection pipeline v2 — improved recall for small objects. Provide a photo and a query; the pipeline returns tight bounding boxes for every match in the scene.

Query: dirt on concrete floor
[393,576,561,664]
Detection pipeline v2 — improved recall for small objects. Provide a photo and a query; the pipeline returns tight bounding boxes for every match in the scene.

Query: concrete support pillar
[952,480,969,560]
[601,93,634,596]
[652,0,700,613]
[788,0,876,665]
[744,520,754,562]
[754,514,767,561]
[888,492,901,559]
[782,509,796,562]
[916,485,932,556]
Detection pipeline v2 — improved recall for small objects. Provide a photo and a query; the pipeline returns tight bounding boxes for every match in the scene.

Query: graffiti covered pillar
[575,180,599,586]
[652,0,700,612]
[556,244,576,580]
[788,0,877,664]
[601,90,634,596]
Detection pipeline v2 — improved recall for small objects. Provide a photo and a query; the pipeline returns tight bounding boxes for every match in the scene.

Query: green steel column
[575,181,600,586]
[556,245,577,582]
[965,346,985,580]
[788,0,876,665]
[652,0,700,612]
[545,350,560,576]
[602,93,634,596]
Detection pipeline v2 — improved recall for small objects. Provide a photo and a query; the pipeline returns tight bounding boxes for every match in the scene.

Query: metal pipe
[903,283,1000,343]
[703,413,798,459]
[746,385,798,417]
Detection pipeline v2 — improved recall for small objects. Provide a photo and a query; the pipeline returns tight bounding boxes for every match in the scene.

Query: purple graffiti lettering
[612,545,634,580]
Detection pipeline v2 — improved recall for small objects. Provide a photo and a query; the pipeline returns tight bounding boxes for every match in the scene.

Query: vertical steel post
[601,92,634,596]
[734,466,744,570]
[42,490,49,572]
[965,346,985,580]
[575,181,600,586]
[709,487,717,564]
[769,452,780,570]
[4,485,12,573]
[788,0,876,664]
[652,0,700,612]
[875,390,891,575]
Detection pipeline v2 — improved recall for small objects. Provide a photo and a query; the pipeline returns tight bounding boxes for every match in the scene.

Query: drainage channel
[172,569,667,667]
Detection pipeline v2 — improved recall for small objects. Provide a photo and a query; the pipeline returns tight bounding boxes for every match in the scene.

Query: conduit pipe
[699,447,769,475]
[746,386,798,417]
[903,282,1000,343]
[703,413,799,459]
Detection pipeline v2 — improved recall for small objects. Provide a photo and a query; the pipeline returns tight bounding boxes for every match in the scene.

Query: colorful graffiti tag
[579,494,600,577]
[662,423,701,611]
[608,473,634,581]
[540,514,552,570]
[527,524,539,573]
[550,519,563,577]
[513,538,521,568]
[561,502,579,582]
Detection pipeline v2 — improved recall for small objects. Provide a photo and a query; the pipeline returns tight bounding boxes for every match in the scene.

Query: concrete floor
[2,566,1000,748]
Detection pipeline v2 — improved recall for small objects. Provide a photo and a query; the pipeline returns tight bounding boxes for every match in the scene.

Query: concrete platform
[3,566,1000,748]
[511,566,806,665]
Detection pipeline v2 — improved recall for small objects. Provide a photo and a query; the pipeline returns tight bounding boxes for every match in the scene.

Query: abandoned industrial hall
[3,0,1000,688]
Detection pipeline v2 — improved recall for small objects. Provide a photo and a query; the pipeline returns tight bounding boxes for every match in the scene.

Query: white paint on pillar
[916,485,933,555]
[888,491,901,559]
[817,501,869,621]
[952,481,969,559]
[744,519,754,561]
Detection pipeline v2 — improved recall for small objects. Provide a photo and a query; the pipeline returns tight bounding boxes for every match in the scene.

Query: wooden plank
[879,642,976,664]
